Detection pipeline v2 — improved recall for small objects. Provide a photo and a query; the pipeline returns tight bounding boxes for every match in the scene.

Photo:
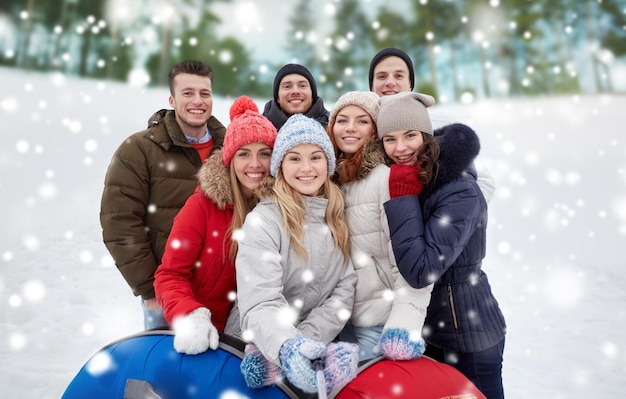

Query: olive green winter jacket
[100,109,225,300]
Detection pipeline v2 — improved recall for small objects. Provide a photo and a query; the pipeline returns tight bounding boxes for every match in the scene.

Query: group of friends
[99,48,506,398]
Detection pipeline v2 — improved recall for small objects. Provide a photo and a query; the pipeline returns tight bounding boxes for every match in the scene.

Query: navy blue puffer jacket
[384,123,506,353]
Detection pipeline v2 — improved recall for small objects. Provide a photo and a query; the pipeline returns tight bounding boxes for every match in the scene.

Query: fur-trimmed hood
[253,175,276,200]
[335,138,387,182]
[196,149,234,209]
[427,123,480,193]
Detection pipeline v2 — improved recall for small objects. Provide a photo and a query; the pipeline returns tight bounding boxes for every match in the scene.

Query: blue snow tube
[61,330,300,399]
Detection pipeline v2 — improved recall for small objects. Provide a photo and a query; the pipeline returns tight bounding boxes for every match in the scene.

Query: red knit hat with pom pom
[222,96,278,167]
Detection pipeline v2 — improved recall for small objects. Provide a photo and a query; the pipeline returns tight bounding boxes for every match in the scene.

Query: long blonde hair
[272,170,350,265]
[228,166,260,261]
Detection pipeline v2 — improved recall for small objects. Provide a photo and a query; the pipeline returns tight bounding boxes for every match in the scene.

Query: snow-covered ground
[1,67,624,398]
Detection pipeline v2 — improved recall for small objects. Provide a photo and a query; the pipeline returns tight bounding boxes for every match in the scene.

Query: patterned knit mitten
[240,344,283,389]
[376,328,426,361]
[323,341,359,392]
[279,335,327,393]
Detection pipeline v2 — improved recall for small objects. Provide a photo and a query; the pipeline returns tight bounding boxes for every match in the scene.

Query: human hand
[389,164,423,199]
[323,341,359,392]
[279,335,327,393]
[375,328,425,361]
[240,343,283,389]
[172,307,219,355]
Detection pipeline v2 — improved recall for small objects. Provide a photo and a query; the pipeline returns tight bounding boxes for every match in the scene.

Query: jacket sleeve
[381,169,433,334]
[235,210,299,365]
[383,180,483,289]
[154,193,206,323]
[100,138,157,299]
[384,275,433,333]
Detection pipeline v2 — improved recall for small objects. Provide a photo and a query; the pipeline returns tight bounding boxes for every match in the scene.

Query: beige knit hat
[376,92,436,138]
[329,91,380,126]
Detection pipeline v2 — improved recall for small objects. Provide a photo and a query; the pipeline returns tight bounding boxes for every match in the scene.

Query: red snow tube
[333,356,487,399]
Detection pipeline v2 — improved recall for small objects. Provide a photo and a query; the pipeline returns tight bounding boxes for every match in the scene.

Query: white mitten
[172,307,219,355]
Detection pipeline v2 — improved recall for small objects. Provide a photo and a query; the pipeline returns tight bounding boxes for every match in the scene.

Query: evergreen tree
[324,0,372,96]
[370,5,412,51]
[405,0,445,97]
[284,0,317,68]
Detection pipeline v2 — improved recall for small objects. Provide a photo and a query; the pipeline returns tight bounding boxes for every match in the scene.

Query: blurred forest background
[0,0,625,102]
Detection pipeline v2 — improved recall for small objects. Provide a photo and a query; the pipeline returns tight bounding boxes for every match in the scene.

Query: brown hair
[168,60,214,95]
[414,132,440,186]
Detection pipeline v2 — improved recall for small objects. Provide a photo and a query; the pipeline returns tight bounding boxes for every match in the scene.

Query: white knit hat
[329,91,380,126]
[270,114,336,177]
[377,92,435,138]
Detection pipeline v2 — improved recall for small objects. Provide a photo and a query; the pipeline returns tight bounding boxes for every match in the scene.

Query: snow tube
[332,356,487,399]
[63,330,486,398]
[61,330,300,399]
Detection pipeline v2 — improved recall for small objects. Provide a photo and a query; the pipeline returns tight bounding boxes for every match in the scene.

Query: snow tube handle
[124,379,162,399]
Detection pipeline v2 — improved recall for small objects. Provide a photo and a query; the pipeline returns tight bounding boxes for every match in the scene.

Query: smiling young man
[368,48,415,97]
[100,60,226,330]
[262,63,330,130]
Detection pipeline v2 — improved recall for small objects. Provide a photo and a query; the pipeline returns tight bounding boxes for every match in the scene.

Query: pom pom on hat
[368,48,415,91]
[222,96,278,167]
[329,91,380,127]
[273,64,318,103]
[270,114,336,177]
[229,95,258,120]
[377,92,435,139]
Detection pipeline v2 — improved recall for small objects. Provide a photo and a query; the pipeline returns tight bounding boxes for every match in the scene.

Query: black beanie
[368,48,415,91]
[273,64,318,103]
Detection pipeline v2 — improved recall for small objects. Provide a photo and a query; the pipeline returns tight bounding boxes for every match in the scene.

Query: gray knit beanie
[270,114,336,177]
[329,91,380,127]
[377,92,436,139]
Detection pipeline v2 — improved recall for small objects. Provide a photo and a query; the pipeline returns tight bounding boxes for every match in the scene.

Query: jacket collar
[262,97,330,130]
[145,109,226,150]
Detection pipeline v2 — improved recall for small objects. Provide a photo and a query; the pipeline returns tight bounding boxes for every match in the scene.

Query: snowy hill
[1,67,624,398]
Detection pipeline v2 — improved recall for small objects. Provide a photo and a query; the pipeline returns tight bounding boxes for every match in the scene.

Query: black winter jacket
[262,97,329,130]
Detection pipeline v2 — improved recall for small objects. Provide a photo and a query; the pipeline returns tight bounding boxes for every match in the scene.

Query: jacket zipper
[447,284,460,333]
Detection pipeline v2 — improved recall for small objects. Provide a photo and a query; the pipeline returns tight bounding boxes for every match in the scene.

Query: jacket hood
[147,109,168,127]
[253,175,276,200]
[197,149,234,209]
[429,123,480,192]
[143,109,188,148]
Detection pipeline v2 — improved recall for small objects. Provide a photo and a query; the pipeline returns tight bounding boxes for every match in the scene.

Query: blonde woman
[236,114,358,395]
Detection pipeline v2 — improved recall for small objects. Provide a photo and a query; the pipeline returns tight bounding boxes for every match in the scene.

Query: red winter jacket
[154,150,236,332]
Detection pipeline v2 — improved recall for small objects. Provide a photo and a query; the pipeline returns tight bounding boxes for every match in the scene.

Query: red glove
[389,164,423,199]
